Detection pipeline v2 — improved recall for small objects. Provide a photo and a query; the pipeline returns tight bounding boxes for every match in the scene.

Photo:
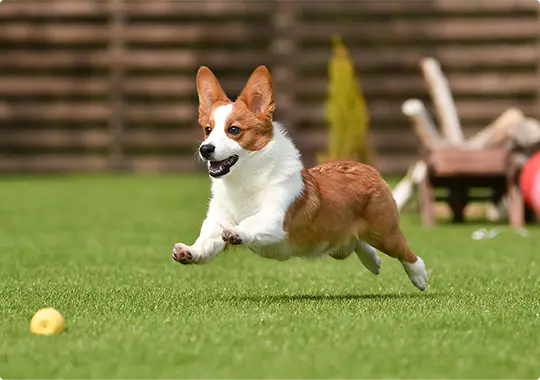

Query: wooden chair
[401,57,540,227]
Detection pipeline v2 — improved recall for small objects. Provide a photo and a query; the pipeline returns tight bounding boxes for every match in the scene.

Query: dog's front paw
[221,228,245,245]
[172,243,196,265]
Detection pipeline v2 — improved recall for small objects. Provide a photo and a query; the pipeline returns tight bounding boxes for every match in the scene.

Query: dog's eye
[204,126,212,135]
[228,125,241,135]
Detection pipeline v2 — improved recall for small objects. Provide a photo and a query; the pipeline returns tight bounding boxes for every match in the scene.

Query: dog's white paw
[401,256,428,291]
[221,227,247,245]
[172,243,198,265]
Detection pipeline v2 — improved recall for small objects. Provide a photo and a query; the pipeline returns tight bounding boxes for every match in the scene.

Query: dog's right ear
[196,67,229,117]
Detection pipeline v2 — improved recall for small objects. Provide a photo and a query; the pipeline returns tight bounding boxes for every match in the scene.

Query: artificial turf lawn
[0,174,539,379]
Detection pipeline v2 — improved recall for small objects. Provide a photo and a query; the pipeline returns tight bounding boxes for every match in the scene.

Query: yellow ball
[30,308,65,336]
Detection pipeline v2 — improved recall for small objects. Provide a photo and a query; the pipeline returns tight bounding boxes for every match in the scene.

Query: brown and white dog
[172,66,428,291]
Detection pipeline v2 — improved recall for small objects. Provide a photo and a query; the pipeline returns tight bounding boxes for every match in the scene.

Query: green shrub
[318,36,372,164]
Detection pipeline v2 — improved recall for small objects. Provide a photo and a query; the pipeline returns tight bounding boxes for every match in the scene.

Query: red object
[519,152,540,214]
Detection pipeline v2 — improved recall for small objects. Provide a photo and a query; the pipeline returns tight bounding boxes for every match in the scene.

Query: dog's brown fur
[284,161,418,264]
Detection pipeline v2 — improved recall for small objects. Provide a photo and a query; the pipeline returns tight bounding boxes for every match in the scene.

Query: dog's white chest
[213,178,292,224]
[224,192,268,224]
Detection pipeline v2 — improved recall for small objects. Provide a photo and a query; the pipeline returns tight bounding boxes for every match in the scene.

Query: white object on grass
[471,227,529,240]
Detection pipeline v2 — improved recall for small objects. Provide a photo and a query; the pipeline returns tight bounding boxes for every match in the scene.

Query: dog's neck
[211,122,304,193]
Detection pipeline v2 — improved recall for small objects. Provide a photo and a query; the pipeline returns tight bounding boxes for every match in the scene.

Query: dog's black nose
[199,144,215,159]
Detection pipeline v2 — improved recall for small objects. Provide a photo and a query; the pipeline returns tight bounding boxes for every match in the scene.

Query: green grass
[1,174,539,379]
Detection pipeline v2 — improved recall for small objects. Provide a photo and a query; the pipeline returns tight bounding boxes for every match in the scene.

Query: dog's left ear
[238,65,275,118]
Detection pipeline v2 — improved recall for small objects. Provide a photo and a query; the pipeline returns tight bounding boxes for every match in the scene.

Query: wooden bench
[418,147,525,227]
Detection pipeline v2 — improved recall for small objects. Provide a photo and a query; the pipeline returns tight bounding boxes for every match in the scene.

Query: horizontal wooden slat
[0,1,110,17]
[125,77,196,96]
[0,0,274,19]
[295,99,539,124]
[124,24,271,43]
[5,43,533,71]
[124,76,243,96]
[0,77,109,95]
[1,0,532,19]
[297,44,537,70]
[0,102,109,121]
[372,154,417,174]
[2,103,473,129]
[0,24,109,44]
[295,128,453,154]
[430,148,508,176]
[302,0,537,14]
[297,75,536,98]
[0,51,110,69]
[0,51,271,70]
[122,50,271,70]
[126,99,538,123]
[125,156,203,172]
[122,71,538,99]
[0,129,109,148]
[125,44,535,70]
[124,104,195,122]
[122,98,539,125]
[124,1,273,16]
[297,18,539,41]
[123,129,200,149]
[0,155,109,172]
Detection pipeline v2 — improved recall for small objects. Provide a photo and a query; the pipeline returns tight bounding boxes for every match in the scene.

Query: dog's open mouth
[208,155,239,177]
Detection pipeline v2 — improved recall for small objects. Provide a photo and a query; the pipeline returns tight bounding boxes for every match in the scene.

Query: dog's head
[195,66,275,178]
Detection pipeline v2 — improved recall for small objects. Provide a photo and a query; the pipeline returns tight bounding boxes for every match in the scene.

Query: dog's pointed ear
[196,66,229,116]
[238,65,275,118]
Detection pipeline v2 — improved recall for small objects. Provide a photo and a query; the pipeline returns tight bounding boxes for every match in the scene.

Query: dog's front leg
[221,210,286,246]
[221,180,300,246]
[172,207,227,265]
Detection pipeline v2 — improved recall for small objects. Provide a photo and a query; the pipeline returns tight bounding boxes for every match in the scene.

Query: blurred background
[0,0,537,174]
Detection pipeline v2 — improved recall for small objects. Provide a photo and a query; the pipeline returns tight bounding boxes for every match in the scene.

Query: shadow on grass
[228,292,443,303]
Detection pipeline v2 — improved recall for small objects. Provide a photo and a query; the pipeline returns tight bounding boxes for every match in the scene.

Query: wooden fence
[0,0,538,173]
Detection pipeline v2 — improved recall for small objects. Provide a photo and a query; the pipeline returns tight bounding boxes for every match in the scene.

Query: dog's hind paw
[401,256,428,291]
[221,228,243,245]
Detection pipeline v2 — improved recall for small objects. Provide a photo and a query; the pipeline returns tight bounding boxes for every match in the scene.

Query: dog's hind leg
[363,187,428,291]
[369,229,427,291]
[355,241,381,275]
